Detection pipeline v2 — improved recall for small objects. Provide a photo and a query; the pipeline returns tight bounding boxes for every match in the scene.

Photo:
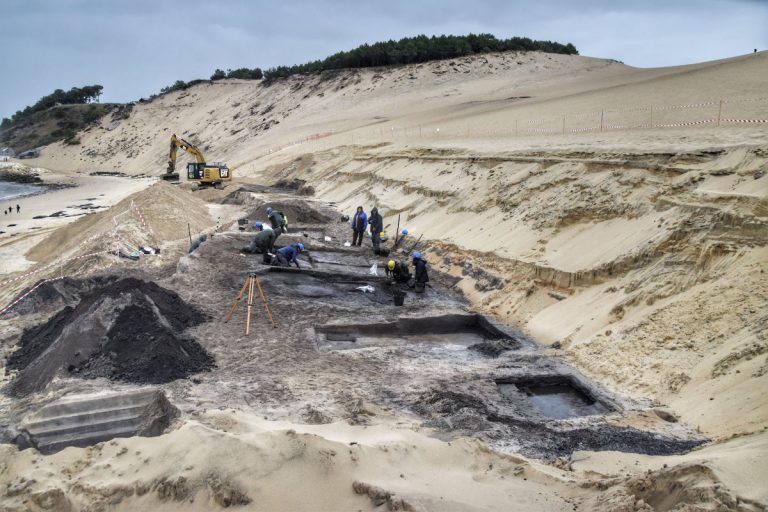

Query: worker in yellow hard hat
[385,259,411,283]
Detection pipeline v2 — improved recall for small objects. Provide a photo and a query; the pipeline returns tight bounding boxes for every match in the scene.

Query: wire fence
[266,96,768,154]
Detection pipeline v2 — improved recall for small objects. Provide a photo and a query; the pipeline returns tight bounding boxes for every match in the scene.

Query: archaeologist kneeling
[408,252,429,293]
[386,259,411,284]
[275,243,304,268]
[242,222,277,254]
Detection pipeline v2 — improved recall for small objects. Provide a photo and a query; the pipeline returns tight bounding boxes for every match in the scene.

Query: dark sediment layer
[5,278,214,397]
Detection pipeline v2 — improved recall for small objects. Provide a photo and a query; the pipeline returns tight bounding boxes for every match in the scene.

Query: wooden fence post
[717,100,723,127]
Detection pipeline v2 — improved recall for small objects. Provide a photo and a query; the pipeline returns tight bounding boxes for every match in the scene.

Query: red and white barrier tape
[1,202,154,315]
[721,118,768,124]
[653,119,716,128]
[0,260,118,316]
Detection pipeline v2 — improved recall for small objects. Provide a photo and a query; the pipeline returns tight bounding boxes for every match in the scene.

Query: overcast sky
[1,0,766,119]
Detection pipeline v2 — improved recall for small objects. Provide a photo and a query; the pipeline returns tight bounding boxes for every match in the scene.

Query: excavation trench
[315,314,524,354]
[0,188,707,459]
[496,375,612,420]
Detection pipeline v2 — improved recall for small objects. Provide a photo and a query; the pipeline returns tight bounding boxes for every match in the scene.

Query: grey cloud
[1,0,766,119]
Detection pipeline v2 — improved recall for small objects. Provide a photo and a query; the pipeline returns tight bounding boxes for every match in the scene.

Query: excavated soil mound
[5,278,213,397]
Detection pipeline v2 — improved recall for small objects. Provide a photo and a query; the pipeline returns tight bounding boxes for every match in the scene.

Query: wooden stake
[717,100,723,127]
[394,214,401,247]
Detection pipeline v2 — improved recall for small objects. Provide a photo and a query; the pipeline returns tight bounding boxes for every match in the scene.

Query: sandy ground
[0,167,154,274]
[1,50,767,510]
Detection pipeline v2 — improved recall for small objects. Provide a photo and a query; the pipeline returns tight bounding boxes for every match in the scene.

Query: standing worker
[276,243,304,268]
[409,252,429,293]
[368,207,384,252]
[386,260,411,283]
[242,222,277,254]
[351,206,367,247]
[266,207,288,247]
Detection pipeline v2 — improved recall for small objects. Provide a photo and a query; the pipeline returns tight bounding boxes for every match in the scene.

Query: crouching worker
[408,252,429,293]
[276,243,304,268]
[386,259,411,284]
[242,222,277,254]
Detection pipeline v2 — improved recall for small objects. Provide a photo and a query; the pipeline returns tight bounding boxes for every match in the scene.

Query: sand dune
[2,50,767,510]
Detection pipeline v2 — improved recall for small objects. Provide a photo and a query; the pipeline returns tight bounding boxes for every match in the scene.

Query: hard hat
[297,243,305,252]
[387,260,395,270]
[413,251,421,260]
[402,229,409,235]
[255,221,263,229]
[265,207,273,215]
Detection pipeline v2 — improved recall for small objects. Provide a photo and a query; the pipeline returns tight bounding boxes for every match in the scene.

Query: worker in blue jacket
[276,243,304,268]
[351,206,367,246]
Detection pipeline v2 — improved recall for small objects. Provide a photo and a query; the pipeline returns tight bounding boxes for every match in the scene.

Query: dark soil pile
[7,275,119,317]
[5,278,214,397]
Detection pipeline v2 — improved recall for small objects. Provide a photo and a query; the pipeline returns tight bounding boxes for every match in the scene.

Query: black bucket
[393,291,406,306]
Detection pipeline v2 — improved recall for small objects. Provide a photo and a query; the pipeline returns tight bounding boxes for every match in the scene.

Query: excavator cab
[187,162,230,183]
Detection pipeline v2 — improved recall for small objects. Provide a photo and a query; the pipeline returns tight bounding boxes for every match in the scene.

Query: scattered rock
[155,476,190,502]
[652,408,679,423]
[206,475,251,507]
[30,488,71,511]
[352,481,415,511]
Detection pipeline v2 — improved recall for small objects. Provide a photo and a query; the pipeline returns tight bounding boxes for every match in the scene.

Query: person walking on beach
[16,204,20,213]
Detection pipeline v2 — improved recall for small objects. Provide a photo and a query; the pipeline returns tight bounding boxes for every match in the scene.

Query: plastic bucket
[393,291,406,306]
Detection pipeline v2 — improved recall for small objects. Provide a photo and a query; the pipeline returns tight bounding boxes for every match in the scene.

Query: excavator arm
[167,134,205,174]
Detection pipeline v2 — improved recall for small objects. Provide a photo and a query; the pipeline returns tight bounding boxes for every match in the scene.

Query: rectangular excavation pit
[264,266,390,283]
[315,314,521,352]
[496,375,611,420]
[260,268,395,305]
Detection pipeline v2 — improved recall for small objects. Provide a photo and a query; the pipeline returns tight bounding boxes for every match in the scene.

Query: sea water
[0,181,41,201]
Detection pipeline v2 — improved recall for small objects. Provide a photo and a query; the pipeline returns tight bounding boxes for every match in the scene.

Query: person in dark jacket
[266,207,287,233]
[368,207,384,251]
[409,252,429,293]
[351,206,367,246]
[265,206,287,247]
[276,243,304,268]
[386,260,411,284]
[242,222,277,254]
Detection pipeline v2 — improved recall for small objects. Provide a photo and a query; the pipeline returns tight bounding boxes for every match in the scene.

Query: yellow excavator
[164,134,232,186]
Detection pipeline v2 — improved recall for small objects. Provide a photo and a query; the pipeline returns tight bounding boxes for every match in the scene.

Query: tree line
[261,33,577,81]
[1,85,103,128]
[203,33,577,84]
